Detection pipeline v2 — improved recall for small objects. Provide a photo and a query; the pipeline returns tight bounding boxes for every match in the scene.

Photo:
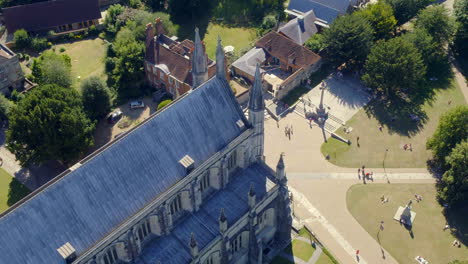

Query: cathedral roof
[0,77,248,264]
[136,163,275,264]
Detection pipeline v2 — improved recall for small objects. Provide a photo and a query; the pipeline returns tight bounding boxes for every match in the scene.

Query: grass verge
[347,183,468,263]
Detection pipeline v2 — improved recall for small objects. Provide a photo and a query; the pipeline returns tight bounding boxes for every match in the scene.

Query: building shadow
[13,160,66,191]
[7,177,31,206]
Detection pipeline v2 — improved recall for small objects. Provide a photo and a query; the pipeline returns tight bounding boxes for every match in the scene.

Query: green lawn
[203,23,257,60]
[316,253,335,264]
[321,81,466,168]
[53,38,108,89]
[347,184,468,264]
[283,239,315,261]
[0,168,30,214]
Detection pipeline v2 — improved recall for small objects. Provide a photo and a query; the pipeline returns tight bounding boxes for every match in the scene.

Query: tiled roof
[2,0,101,33]
[145,35,215,85]
[231,48,266,78]
[279,10,318,45]
[256,31,321,68]
[0,77,248,264]
[136,163,275,264]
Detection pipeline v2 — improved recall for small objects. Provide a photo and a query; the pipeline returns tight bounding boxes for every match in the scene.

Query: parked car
[107,110,123,124]
[130,100,145,110]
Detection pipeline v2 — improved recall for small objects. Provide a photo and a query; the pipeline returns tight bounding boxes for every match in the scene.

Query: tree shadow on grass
[363,98,428,137]
[363,62,454,138]
[445,204,468,246]
[7,178,31,207]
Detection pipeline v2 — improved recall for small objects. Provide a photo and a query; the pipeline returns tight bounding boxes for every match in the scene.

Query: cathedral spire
[189,233,199,258]
[216,35,226,79]
[219,208,227,234]
[248,64,264,112]
[276,153,286,182]
[248,183,256,209]
[191,27,208,89]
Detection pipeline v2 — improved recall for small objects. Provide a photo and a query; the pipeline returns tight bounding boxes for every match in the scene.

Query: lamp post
[383,149,389,183]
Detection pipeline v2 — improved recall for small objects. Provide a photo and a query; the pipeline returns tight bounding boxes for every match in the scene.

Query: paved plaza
[295,75,372,132]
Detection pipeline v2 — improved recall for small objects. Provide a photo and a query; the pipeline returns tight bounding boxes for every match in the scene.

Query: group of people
[358,166,373,181]
[380,195,389,204]
[284,125,294,140]
[403,143,413,151]
[414,194,423,202]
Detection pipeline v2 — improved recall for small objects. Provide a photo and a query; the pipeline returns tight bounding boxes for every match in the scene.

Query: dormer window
[179,155,194,174]
[57,242,76,264]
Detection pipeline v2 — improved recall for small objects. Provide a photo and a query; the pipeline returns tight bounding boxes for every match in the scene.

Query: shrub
[0,94,13,121]
[88,25,99,36]
[14,29,31,49]
[157,99,172,110]
[59,47,66,53]
[262,14,277,29]
[9,90,24,103]
[31,37,49,52]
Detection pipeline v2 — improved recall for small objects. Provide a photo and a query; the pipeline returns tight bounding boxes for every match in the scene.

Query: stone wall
[275,59,322,100]
[0,45,24,95]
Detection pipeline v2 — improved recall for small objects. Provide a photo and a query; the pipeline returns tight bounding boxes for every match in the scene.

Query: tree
[427,106,468,167]
[384,0,433,25]
[454,0,468,25]
[415,5,455,44]
[6,84,94,166]
[453,0,468,58]
[322,14,374,68]
[13,29,30,49]
[104,4,125,34]
[31,51,72,88]
[305,33,325,53]
[362,37,426,99]
[438,140,468,206]
[81,76,112,120]
[107,27,145,98]
[402,29,447,76]
[0,94,13,121]
[157,99,172,110]
[355,2,397,39]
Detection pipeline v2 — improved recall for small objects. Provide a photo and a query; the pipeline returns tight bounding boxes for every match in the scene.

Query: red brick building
[144,19,228,98]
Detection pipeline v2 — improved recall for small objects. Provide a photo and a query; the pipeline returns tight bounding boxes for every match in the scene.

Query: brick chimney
[146,23,154,48]
[155,17,166,36]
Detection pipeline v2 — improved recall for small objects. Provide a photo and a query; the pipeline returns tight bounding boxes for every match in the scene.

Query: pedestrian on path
[291,125,294,135]
[356,249,360,262]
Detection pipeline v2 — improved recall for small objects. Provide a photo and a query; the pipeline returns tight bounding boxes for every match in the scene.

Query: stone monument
[393,199,416,227]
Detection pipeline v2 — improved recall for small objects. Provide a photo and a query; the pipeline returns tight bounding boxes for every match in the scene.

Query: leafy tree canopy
[322,14,374,68]
[13,29,30,49]
[355,2,397,39]
[81,76,113,120]
[402,28,447,76]
[0,94,13,121]
[362,37,426,99]
[383,0,433,25]
[454,0,468,26]
[453,0,468,58]
[305,33,325,53]
[427,105,468,166]
[438,140,468,206]
[415,5,455,44]
[31,51,72,88]
[6,84,94,166]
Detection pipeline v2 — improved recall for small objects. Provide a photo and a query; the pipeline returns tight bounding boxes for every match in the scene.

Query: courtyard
[52,38,108,89]
[203,23,257,60]
[347,183,468,263]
